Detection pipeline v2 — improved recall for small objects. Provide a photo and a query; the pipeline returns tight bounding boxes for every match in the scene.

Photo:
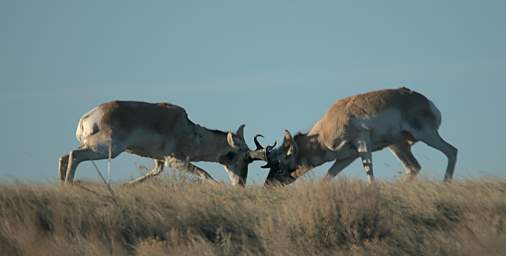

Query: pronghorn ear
[227,132,237,148]
[235,124,245,140]
[283,130,297,156]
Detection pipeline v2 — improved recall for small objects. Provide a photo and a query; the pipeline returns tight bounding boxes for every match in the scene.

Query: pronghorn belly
[352,109,408,150]
[125,147,165,159]
[123,129,175,159]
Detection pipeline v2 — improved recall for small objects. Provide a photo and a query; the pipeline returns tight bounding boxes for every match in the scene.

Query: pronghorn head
[258,130,299,186]
[219,125,270,186]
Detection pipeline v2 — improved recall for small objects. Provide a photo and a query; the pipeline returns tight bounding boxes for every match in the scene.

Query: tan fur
[265,87,457,185]
[310,87,439,149]
[59,101,264,186]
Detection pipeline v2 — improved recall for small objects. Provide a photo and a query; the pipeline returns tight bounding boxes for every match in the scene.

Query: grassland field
[1,176,505,256]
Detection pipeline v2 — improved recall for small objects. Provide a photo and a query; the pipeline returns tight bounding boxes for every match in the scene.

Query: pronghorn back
[75,101,191,153]
[310,87,442,149]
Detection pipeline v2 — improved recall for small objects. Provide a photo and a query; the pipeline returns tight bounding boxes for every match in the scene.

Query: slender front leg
[127,159,165,185]
[165,157,217,184]
[354,133,374,184]
[323,157,357,182]
[290,165,314,180]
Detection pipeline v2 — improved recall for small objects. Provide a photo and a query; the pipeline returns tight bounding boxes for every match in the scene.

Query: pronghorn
[257,87,457,185]
[58,101,270,186]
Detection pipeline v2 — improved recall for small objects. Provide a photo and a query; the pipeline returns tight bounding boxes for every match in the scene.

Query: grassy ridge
[0,178,505,255]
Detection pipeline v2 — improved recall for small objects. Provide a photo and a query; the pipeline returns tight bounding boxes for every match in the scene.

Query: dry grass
[1,177,505,256]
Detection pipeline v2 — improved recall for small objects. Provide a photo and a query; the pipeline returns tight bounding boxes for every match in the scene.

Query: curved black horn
[266,141,277,152]
[260,140,278,169]
[254,134,264,150]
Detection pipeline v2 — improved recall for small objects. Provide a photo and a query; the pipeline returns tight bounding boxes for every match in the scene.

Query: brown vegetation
[1,177,505,255]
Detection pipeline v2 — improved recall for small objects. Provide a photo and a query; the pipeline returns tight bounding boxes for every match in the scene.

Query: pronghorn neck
[188,124,231,162]
[294,133,335,168]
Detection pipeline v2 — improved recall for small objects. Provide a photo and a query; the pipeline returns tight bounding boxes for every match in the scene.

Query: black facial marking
[226,152,236,161]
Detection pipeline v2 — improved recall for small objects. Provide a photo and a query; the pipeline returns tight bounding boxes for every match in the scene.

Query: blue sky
[1,0,505,184]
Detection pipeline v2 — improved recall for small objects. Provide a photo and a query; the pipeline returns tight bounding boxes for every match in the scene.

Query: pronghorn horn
[266,141,277,152]
[254,134,264,150]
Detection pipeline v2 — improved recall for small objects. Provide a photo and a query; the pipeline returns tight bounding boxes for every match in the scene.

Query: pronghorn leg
[127,159,165,185]
[165,157,217,183]
[389,141,421,180]
[65,148,122,184]
[58,154,69,183]
[410,129,457,181]
[323,157,357,182]
[354,133,374,183]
